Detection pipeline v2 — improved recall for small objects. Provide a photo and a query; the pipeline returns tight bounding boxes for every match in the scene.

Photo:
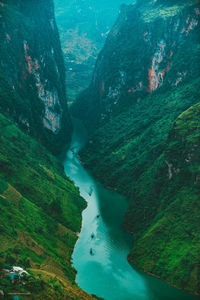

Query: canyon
[0,0,200,298]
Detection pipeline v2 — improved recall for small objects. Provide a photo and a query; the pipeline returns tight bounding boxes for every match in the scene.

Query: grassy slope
[0,113,94,299]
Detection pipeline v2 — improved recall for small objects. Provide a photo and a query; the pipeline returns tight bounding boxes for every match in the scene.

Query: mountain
[0,113,94,299]
[0,1,95,298]
[73,0,200,294]
[0,0,72,154]
[54,0,133,103]
[73,0,200,128]
[127,102,200,295]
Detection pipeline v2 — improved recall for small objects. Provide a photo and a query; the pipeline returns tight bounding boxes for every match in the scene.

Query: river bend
[63,119,196,300]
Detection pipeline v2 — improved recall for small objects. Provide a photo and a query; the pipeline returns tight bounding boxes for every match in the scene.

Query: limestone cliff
[0,0,72,153]
[73,0,200,129]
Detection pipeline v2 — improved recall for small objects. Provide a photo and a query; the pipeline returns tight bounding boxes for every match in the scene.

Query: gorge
[64,118,197,300]
[72,0,200,296]
[0,0,200,299]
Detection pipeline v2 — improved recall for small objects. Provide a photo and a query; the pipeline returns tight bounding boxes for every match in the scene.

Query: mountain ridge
[73,0,200,294]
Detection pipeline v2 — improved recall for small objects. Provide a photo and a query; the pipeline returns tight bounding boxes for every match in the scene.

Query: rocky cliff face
[74,0,200,294]
[73,0,200,128]
[0,0,72,153]
[0,2,95,298]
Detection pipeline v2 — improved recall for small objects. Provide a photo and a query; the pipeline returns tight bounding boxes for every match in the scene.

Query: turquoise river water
[63,119,197,300]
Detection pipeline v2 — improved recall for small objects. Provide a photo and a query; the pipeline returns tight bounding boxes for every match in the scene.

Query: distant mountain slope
[54,0,133,102]
[74,0,200,294]
[0,0,72,154]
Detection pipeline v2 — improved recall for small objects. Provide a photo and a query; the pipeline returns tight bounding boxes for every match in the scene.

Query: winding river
[63,119,197,300]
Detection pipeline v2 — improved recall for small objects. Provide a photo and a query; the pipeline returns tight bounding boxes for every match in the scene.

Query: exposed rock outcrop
[0,0,72,153]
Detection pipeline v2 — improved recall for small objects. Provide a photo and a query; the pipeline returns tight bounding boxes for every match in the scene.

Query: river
[63,119,197,300]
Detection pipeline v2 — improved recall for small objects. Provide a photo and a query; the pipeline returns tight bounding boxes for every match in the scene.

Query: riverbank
[63,118,197,300]
[129,260,200,298]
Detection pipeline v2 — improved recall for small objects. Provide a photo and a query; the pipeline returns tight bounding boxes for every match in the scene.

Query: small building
[12,266,29,276]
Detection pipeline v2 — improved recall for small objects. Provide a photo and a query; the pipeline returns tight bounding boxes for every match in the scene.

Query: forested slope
[74,0,200,294]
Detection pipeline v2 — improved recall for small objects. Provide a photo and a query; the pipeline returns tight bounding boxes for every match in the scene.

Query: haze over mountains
[54,0,133,102]
[0,0,200,298]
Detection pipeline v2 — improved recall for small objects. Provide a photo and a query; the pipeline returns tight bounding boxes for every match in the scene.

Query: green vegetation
[0,269,56,300]
[74,0,200,294]
[80,77,200,199]
[0,0,97,299]
[0,113,94,299]
[128,103,200,295]
[140,0,197,23]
